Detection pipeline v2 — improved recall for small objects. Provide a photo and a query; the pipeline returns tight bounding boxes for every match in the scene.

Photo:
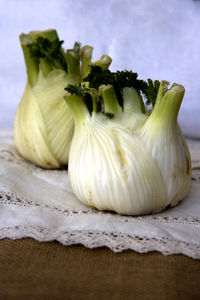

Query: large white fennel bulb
[63,69,191,215]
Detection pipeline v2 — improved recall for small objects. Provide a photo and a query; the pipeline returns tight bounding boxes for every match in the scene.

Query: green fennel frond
[141,78,161,107]
[84,66,145,108]
[65,84,96,114]
[28,37,68,71]
[65,84,90,96]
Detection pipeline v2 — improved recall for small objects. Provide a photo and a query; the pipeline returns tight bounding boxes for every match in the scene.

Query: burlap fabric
[0,239,200,300]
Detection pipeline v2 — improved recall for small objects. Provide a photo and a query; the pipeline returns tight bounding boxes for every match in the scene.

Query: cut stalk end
[99,84,121,117]
[147,81,185,128]
[63,93,90,125]
[29,29,59,42]
[92,55,112,70]
[19,33,39,87]
[80,45,93,78]
[66,49,81,79]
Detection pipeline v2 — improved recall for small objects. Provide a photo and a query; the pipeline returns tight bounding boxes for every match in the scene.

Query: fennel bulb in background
[14,29,112,168]
[64,68,191,215]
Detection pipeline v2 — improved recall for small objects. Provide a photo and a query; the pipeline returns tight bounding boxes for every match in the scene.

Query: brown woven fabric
[0,238,200,300]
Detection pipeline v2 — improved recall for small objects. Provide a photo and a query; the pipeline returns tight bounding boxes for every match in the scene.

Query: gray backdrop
[0,0,200,138]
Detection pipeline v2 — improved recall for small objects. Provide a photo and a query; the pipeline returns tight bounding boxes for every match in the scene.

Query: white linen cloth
[0,129,200,259]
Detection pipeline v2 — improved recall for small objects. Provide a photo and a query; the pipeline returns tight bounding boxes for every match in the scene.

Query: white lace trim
[1,225,200,259]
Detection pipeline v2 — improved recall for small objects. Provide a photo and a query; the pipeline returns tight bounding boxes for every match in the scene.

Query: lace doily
[0,129,200,259]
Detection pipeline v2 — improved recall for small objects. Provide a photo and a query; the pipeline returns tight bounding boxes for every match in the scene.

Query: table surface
[0,238,200,300]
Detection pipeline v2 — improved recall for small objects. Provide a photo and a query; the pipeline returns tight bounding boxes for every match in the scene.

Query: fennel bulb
[137,82,191,207]
[64,71,191,215]
[14,29,112,168]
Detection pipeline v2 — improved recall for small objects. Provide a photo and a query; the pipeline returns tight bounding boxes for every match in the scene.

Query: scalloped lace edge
[0,225,200,259]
